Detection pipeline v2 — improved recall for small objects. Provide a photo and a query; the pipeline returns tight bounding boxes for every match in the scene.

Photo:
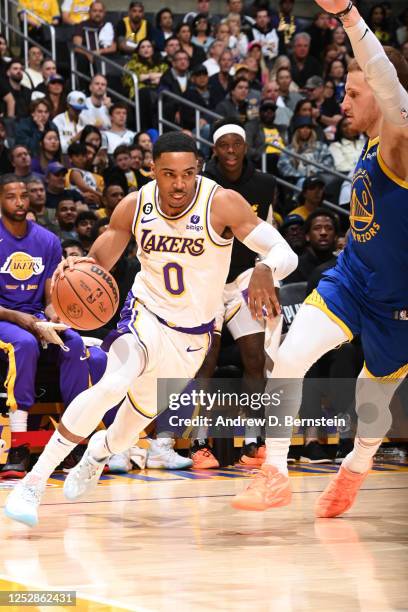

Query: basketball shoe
[146,438,193,469]
[4,473,45,527]
[63,431,107,501]
[315,463,371,518]
[231,465,292,511]
[107,450,132,474]
[237,442,263,468]
[0,444,30,479]
[191,441,219,469]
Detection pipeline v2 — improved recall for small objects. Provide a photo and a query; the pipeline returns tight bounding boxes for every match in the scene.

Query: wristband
[332,1,353,20]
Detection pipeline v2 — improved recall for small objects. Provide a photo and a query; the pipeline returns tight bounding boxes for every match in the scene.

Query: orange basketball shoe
[256,444,266,460]
[231,465,292,511]
[237,443,263,467]
[315,463,372,518]
[191,442,219,469]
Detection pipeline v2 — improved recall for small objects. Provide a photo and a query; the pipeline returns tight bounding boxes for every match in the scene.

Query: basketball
[52,261,120,330]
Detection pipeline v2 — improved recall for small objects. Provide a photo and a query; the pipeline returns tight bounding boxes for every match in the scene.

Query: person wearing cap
[289,176,326,220]
[52,91,88,154]
[277,115,333,184]
[181,64,213,133]
[248,8,279,65]
[14,98,57,157]
[44,74,66,119]
[305,75,342,132]
[45,162,83,210]
[279,214,306,256]
[245,98,286,171]
[290,32,323,89]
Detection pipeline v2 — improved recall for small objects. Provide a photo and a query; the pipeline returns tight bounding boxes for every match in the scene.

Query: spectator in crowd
[203,40,226,77]
[73,1,116,62]
[18,0,60,46]
[276,66,303,111]
[288,97,324,141]
[329,25,352,63]
[154,8,174,52]
[161,36,181,64]
[115,1,153,56]
[129,144,143,171]
[34,59,57,94]
[225,0,254,37]
[104,103,135,154]
[110,145,139,192]
[290,33,323,89]
[53,91,88,154]
[278,117,333,185]
[44,74,66,119]
[307,11,331,60]
[329,117,365,174]
[61,0,92,25]
[271,0,300,48]
[175,22,206,68]
[45,162,83,209]
[225,13,248,61]
[80,126,109,175]
[134,130,153,152]
[208,49,234,107]
[15,99,56,157]
[97,183,125,219]
[184,0,218,28]
[66,142,104,207]
[279,214,306,256]
[326,59,346,104]
[31,128,61,175]
[79,74,111,130]
[74,209,98,252]
[158,50,190,124]
[396,8,408,46]
[248,8,279,65]
[367,3,396,45]
[284,206,337,284]
[290,176,326,220]
[191,14,214,52]
[246,42,269,86]
[21,46,44,89]
[305,76,342,134]
[0,174,93,478]
[9,145,38,182]
[215,76,249,123]
[139,148,153,180]
[261,80,293,131]
[0,35,12,79]
[181,64,213,133]
[54,198,79,240]
[0,119,13,173]
[26,178,57,231]
[62,238,85,257]
[1,59,31,119]
[246,99,286,171]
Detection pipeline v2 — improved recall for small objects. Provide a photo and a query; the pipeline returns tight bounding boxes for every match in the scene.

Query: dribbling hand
[51,256,95,292]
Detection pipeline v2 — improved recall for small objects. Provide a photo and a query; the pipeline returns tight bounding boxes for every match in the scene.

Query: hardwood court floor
[0,462,407,612]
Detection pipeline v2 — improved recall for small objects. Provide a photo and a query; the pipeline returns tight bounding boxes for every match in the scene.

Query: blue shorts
[305,274,408,379]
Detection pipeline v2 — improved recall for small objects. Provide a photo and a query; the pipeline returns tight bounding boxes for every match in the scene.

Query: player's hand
[11,312,43,340]
[248,264,281,320]
[51,256,95,291]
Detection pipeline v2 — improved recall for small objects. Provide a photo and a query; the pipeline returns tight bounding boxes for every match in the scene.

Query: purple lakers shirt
[0,219,62,314]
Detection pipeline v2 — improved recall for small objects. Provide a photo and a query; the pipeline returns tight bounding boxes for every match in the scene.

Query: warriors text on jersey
[128,176,233,329]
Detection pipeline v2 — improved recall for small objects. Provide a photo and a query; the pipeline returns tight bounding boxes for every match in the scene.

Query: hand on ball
[51,256,95,292]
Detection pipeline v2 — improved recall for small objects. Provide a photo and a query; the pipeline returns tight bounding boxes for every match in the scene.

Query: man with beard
[54,199,79,241]
[1,60,31,119]
[116,1,153,56]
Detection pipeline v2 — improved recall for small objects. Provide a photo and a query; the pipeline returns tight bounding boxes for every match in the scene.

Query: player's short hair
[152,132,198,160]
[348,46,408,91]
[304,208,339,235]
[0,173,27,189]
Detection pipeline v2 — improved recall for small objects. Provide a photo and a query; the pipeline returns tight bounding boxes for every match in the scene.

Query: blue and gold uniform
[306,137,408,378]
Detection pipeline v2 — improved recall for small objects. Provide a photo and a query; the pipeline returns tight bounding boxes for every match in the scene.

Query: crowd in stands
[0,0,407,474]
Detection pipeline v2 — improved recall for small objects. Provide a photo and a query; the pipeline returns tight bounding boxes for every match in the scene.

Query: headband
[213,124,246,144]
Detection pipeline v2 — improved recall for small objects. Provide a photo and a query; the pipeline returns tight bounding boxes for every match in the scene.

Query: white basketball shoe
[146,438,193,470]
[63,431,107,501]
[107,449,132,474]
[4,473,46,527]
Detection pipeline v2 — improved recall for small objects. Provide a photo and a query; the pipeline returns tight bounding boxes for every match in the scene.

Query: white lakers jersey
[130,176,233,329]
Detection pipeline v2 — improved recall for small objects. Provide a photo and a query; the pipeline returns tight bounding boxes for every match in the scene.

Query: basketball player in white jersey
[5,132,298,526]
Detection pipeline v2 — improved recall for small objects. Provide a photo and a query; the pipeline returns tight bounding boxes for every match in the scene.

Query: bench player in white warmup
[5,132,297,526]
[232,0,408,514]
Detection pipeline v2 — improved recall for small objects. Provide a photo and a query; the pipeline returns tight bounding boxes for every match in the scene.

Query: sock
[89,431,111,462]
[264,438,290,476]
[245,437,257,445]
[343,437,382,473]
[31,430,77,481]
[9,409,28,433]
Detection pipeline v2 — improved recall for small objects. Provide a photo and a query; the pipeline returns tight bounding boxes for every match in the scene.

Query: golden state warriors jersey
[130,176,233,328]
[328,137,408,308]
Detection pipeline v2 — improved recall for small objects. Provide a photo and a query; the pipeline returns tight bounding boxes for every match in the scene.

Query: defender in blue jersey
[232,1,408,515]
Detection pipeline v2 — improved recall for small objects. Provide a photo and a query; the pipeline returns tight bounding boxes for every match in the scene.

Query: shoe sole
[231,495,292,512]
[299,457,331,464]
[192,463,219,469]
[146,460,193,470]
[0,470,27,479]
[4,506,38,527]
[107,466,132,474]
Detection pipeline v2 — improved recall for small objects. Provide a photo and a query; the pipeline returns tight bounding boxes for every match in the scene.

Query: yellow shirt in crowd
[18,0,59,25]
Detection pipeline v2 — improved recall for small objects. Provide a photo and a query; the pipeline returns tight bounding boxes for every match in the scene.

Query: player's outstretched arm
[212,189,298,320]
[51,193,136,287]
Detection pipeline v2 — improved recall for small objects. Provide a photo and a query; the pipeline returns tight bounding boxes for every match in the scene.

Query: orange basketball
[52,262,120,330]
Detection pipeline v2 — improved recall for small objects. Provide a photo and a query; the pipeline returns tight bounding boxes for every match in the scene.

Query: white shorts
[218,269,265,340]
[122,302,211,418]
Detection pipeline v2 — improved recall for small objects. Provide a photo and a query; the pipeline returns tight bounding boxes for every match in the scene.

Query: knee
[96,371,131,403]
[60,330,85,356]
[273,343,312,378]
[242,349,265,378]
[15,333,40,359]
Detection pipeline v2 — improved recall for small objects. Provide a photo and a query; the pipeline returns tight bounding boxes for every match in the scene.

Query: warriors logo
[0,252,45,281]
[349,170,380,242]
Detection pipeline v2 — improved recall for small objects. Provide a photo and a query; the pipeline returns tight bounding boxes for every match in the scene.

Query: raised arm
[211,189,298,319]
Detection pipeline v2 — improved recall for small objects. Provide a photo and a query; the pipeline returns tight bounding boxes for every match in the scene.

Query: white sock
[343,437,382,473]
[31,430,77,481]
[264,438,290,476]
[89,431,111,462]
[245,437,257,445]
[9,410,28,432]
